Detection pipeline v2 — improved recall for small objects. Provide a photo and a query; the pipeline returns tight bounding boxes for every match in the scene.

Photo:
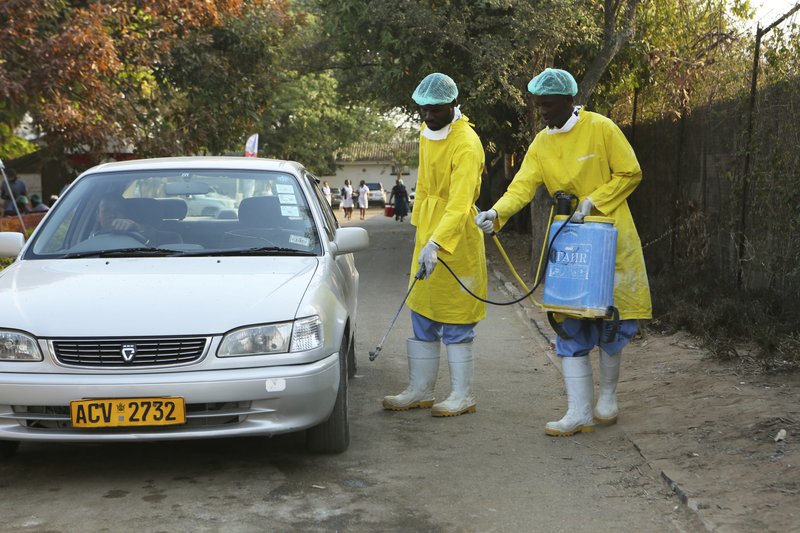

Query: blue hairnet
[412,73,458,106]
[527,68,578,96]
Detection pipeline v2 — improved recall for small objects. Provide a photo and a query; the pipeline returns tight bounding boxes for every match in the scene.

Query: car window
[27,168,322,258]
[367,183,382,191]
[306,172,337,240]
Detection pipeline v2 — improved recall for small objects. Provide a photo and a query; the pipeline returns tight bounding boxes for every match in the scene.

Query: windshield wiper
[174,246,317,257]
[62,247,182,258]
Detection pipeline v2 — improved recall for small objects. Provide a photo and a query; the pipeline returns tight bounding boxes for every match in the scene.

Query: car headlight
[0,331,43,361]
[290,316,323,352]
[217,316,323,357]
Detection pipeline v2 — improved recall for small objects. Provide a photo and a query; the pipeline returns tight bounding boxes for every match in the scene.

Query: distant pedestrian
[15,195,31,214]
[1,168,27,216]
[388,178,410,222]
[357,180,369,220]
[29,194,50,213]
[321,181,332,206]
[341,179,354,220]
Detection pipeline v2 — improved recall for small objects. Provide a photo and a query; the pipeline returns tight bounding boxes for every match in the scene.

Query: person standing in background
[388,178,410,222]
[341,179,354,220]
[357,180,369,220]
[321,181,332,206]
[1,168,27,216]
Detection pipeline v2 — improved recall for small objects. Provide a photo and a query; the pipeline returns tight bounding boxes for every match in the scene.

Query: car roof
[80,156,307,176]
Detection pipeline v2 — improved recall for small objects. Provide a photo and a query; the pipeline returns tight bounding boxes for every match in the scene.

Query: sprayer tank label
[548,244,591,280]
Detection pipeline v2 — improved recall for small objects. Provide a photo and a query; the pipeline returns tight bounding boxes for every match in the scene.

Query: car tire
[307,337,350,454]
[0,440,19,460]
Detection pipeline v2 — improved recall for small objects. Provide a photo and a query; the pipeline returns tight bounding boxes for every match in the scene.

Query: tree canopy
[309,0,754,152]
[1,0,256,154]
[0,0,394,174]
[0,0,787,172]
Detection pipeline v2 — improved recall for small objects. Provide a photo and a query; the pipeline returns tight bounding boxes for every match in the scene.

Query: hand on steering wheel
[110,218,140,232]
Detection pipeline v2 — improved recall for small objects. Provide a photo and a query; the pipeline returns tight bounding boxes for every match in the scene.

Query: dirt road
[3,209,791,531]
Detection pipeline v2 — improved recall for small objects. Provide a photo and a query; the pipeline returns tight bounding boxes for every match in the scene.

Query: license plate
[70,397,186,428]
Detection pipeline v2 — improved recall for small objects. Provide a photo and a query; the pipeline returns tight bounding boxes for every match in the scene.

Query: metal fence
[629,77,800,301]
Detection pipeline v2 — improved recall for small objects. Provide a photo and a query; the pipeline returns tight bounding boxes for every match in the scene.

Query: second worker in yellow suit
[383,73,487,417]
[475,68,652,436]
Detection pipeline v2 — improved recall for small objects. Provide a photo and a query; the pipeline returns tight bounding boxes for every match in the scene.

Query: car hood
[0,257,318,337]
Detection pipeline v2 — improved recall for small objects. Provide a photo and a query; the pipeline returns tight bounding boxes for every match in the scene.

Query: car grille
[52,337,207,367]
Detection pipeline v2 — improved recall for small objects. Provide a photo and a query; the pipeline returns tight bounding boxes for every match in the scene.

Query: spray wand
[368,264,426,361]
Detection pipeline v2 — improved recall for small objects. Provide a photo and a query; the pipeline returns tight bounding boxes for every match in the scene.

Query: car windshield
[27,168,322,258]
[367,183,382,191]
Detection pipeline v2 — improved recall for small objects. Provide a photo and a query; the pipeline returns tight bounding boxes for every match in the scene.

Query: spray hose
[436,197,620,342]
[437,203,561,309]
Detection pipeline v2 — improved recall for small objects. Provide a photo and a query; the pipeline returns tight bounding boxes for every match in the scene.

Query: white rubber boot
[382,339,440,410]
[594,349,621,425]
[545,356,595,436]
[431,342,477,417]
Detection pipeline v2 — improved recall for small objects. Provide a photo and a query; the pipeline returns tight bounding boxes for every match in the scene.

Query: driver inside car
[97,197,145,234]
[93,196,181,247]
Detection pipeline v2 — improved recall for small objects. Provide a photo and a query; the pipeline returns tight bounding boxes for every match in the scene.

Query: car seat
[238,196,283,228]
[124,198,183,246]
[222,196,285,248]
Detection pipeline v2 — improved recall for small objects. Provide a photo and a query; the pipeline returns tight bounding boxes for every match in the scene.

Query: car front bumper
[0,353,340,442]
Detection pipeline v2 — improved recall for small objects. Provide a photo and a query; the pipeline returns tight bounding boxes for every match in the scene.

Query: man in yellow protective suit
[383,73,487,417]
[475,68,652,436]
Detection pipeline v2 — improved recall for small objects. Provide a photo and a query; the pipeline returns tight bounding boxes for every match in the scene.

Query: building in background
[324,141,419,202]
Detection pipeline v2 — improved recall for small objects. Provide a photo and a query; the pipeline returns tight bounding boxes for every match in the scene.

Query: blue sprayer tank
[542,215,618,318]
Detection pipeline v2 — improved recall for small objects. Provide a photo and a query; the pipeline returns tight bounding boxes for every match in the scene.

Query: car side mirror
[331,227,369,255]
[0,232,25,258]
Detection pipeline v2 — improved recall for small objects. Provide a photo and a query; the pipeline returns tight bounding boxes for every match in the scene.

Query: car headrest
[156,198,188,220]
[124,198,161,224]
[238,196,282,227]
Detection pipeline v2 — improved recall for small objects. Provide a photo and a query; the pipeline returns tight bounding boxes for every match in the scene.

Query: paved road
[0,209,703,532]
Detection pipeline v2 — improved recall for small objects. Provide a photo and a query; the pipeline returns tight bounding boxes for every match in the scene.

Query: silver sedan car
[0,157,368,457]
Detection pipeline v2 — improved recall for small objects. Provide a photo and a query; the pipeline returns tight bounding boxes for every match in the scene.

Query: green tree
[586,0,751,123]
[257,71,395,174]
[0,0,275,158]
[145,2,303,156]
[310,0,586,153]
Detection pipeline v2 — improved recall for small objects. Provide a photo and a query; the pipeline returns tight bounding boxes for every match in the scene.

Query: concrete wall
[322,161,419,192]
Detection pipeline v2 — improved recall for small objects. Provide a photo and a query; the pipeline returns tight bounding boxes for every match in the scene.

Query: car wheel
[307,337,350,454]
[0,440,19,460]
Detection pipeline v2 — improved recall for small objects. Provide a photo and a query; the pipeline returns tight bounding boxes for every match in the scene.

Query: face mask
[421,106,462,140]
[546,106,582,135]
